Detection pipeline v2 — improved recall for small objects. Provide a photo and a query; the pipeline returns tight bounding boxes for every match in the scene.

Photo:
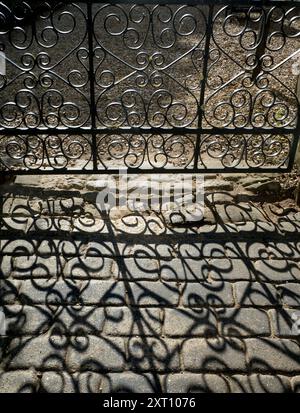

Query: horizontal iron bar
[0,127,296,136]
[0,167,291,175]
[48,0,300,6]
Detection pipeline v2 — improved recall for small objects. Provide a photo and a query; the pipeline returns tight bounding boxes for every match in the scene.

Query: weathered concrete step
[0,370,297,393]
[0,369,298,393]
[4,303,282,339]
[2,336,300,374]
[1,239,300,261]
[2,278,298,311]
[2,255,300,283]
[1,216,299,238]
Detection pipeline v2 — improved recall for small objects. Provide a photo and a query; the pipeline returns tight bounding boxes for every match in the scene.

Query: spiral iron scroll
[0,1,90,130]
[205,4,300,129]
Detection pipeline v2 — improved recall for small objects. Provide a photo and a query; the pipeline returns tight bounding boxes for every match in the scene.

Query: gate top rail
[2,0,300,6]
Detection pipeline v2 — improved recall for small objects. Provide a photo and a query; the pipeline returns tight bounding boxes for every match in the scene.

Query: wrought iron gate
[0,0,299,174]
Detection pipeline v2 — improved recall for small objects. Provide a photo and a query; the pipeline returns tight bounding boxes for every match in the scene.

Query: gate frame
[0,0,299,175]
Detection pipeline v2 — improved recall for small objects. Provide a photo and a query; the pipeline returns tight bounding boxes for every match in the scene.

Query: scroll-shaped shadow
[0,185,300,393]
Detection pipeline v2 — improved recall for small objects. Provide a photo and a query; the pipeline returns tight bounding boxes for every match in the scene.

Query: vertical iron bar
[193,4,214,170]
[87,0,98,172]
[288,103,300,171]
[280,6,299,171]
[251,6,271,81]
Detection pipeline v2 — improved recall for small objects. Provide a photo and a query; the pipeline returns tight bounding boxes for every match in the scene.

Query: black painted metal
[0,0,299,174]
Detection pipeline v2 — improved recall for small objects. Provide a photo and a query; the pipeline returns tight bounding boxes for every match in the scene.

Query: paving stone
[33,240,57,257]
[77,372,106,393]
[19,279,82,305]
[41,371,76,393]
[278,283,300,307]
[246,338,300,373]
[182,338,247,372]
[104,307,162,336]
[255,260,300,282]
[165,373,230,393]
[12,255,63,278]
[52,307,105,336]
[229,374,291,393]
[245,181,281,194]
[0,370,38,393]
[128,243,174,259]
[70,216,98,232]
[245,242,271,259]
[210,258,254,281]
[15,176,43,187]
[1,197,14,214]
[160,258,209,281]
[218,308,270,337]
[162,203,204,225]
[103,373,159,393]
[84,241,116,257]
[1,217,28,232]
[58,178,85,190]
[63,256,113,279]
[3,305,53,335]
[80,281,126,305]
[129,281,180,307]
[52,198,84,215]
[66,336,126,372]
[278,221,300,234]
[178,242,226,259]
[234,282,279,307]
[113,258,159,280]
[204,174,218,180]
[6,335,67,370]
[223,242,261,259]
[86,179,109,191]
[205,180,234,192]
[223,174,246,182]
[268,242,300,260]
[0,280,20,304]
[236,221,275,234]
[269,309,300,338]
[205,193,234,204]
[238,176,271,188]
[291,376,300,392]
[200,243,227,258]
[163,308,217,337]
[9,198,34,216]
[224,242,274,260]
[199,223,238,234]
[0,255,14,278]
[0,337,8,361]
[128,337,180,372]
[29,216,74,232]
[59,240,84,257]
[215,204,268,224]
[0,239,35,255]
[182,282,234,307]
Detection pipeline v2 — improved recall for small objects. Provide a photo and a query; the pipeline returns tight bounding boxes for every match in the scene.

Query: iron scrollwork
[0,1,299,172]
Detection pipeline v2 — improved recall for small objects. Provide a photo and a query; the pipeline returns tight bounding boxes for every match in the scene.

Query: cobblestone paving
[0,174,300,393]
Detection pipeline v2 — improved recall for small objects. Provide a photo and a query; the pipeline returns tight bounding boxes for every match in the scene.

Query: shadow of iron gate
[0,0,299,175]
